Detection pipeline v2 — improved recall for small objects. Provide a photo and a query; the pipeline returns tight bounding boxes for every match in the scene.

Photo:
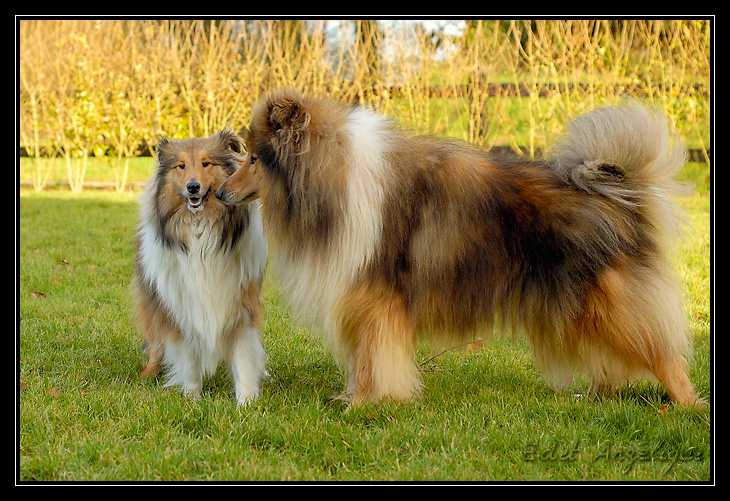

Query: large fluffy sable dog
[217,89,704,409]
[133,128,268,405]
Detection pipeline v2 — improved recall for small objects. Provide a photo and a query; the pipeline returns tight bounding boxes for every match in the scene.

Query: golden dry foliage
[19,19,710,191]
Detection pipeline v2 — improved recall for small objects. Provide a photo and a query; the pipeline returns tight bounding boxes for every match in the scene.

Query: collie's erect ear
[156,136,173,162]
[214,127,246,154]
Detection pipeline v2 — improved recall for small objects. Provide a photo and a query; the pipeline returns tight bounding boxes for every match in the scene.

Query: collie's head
[217,89,350,206]
[156,127,246,214]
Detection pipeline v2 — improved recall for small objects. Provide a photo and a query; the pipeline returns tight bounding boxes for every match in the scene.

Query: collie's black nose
[187,181,200,194]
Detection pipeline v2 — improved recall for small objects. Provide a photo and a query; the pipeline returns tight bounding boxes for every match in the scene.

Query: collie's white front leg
[163,340,203,399]
[229,325,266,405]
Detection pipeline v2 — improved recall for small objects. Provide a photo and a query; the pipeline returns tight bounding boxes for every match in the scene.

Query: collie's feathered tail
[537,102,703,406]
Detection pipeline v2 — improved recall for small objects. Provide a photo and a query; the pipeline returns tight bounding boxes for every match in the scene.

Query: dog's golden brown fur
[217,89,704,408]
[133,128,268,404]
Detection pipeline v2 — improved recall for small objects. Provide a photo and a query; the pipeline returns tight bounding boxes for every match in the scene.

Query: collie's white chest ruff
[139,211,265,347]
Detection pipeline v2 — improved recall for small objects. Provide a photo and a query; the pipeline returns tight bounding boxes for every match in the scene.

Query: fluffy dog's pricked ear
[264,91,312,155]
[267,91,311,134]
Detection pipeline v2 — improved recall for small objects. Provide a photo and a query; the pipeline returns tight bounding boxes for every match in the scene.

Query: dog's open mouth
[186,190,209,213]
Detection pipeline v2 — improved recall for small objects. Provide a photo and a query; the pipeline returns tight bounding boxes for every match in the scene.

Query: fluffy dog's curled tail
[548,101,692,243]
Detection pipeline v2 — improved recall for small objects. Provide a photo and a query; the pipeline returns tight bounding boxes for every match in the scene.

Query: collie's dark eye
[176,163,185,170]
[249,156,258,165]
[202,161,211,168]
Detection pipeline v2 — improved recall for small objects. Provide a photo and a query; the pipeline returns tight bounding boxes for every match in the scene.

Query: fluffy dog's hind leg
[570,264,705,409]
[651,353,706,408]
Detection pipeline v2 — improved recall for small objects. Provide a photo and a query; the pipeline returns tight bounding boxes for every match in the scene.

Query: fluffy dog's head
[217,89,349,205]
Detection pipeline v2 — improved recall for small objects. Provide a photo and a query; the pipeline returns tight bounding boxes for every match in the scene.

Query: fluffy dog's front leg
[336,282,422,407]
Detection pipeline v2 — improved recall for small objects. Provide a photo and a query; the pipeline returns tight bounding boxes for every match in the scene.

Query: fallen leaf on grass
[466,337,486,352]
[30,290,45,298]
[46,388,60,398]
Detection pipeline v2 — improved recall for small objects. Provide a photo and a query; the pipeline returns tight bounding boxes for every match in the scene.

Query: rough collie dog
[132,128,268,405]
[217,89,704,409]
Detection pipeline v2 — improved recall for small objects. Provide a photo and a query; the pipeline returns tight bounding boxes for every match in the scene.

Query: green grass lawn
[17,162,711,482]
